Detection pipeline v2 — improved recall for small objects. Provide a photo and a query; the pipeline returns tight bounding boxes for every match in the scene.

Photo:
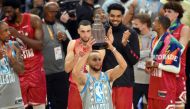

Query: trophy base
[92,42,108,50]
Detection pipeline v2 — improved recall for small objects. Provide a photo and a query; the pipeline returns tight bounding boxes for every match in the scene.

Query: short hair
[78,20,91,28]
[163,1,184,19]
[44,2,59,11]
[88,50,100,60]
[107,3,125,15]
[133,13,151,28]
[2,0,21,9]
[157,16,171,30]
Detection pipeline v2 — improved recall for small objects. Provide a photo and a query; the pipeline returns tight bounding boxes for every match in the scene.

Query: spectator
[76,0,94,23]
[93,5,109,28]
[30,0,44,19]
[58,0,80,39]
[123,0,163,25]
[132,13,155,109]
[42,2,70,109]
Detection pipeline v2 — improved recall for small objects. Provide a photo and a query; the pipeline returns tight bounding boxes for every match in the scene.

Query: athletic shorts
[19,67,46,107]
[68,82,82,109]
[148,98,175,109]
[175,76,186,106]
[112,87,133,109]
[148,89,176,109]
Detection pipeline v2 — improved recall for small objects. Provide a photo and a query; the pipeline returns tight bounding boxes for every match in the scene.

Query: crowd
[0,0,190,109]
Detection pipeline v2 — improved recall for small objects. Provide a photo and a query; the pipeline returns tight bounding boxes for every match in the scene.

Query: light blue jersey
[0,41,24,109]
[80,72,113,109]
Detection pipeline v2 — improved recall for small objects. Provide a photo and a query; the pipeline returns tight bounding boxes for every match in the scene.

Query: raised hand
[9,27,20,38]
[107,26,114,44]
[79,38,96,57]
[60,11,70,23]
[57,31,67,41]
[105,37,114,51]
[85,38,96,51]
[122,30,131,46]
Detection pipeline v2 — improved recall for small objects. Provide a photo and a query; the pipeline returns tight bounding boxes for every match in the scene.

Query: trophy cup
[92,14,108,50]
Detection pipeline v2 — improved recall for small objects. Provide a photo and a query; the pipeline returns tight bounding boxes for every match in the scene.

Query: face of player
[88,52,102,72]
[3,6,18,23]
[78,25,92,43]
[152,17,161,33]
[0,23,10,41]
[164,9,179,23]
[108,10,123,27]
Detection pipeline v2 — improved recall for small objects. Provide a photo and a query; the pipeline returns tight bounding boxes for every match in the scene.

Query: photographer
[76,0,94,23]
[58,0,80,39]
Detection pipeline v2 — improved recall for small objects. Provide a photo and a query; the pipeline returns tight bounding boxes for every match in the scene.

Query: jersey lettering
[22,48,34,59]
[152,69,162,77]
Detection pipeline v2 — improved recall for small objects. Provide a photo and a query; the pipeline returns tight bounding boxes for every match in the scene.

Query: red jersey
[148,33,183,100]
[172,24,187,77]
[74,38,88,72]
[68,38,88,109]
[5,13,44,74]
[74,38,85,65]
[69,38,88,82]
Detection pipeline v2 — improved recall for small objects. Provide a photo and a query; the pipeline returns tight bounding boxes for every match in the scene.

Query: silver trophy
[92,14,108,49]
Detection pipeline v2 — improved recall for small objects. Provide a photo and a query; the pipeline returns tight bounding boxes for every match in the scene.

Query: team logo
[94,82,104,103]
[0,58,15,85]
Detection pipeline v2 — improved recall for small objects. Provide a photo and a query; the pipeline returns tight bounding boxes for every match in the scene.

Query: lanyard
[46,25,54,40]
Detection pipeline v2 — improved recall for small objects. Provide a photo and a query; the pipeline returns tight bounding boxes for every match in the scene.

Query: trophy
[92,14,108,49]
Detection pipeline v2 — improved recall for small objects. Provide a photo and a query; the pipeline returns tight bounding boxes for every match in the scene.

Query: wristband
[112,47,116,52]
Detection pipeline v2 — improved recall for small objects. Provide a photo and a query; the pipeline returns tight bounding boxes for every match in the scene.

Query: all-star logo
[179,91,186,103]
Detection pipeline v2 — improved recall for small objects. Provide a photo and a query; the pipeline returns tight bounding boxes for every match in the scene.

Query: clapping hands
[122,30,131,46]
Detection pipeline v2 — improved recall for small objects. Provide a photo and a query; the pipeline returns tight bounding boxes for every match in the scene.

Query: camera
[57,0,80,17]
[67,10,76,18]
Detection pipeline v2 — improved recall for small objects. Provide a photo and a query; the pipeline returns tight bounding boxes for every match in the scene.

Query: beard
[7,14,17,23]
[89,65,101,72]
[109,21,122,28]
[81,37,89,43]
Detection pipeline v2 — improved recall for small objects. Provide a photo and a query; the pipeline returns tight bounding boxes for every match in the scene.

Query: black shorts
[133,83,149,109]
[46,71,69,109]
